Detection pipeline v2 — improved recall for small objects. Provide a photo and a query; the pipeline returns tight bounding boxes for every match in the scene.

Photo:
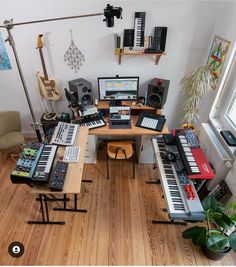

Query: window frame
[225,89,236,129]
[209,41,236,158]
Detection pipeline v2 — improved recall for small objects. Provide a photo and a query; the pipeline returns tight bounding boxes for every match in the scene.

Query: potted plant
[182,195,236,261]
[181,65,216,130]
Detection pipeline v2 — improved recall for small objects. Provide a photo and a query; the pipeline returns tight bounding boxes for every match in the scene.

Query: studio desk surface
[89,115,169,136]
[32,127,89,195]
[89,101,169,136]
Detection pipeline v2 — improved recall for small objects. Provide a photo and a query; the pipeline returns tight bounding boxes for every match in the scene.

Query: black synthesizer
[74,113,106,129]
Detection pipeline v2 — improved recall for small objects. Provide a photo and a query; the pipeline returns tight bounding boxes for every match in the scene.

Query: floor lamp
[0,4,122,142]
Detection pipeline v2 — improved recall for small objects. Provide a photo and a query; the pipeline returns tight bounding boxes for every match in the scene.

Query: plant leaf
[202,195,217,211]
[230,214,236,222]
[229,233,236,252]
[182,226,206,246]
[215,201,226,213]
[208,229,222,235]
[213,213,234,229]
[182,226,201,238]
[208,211,222,220]
[192,228,207,246]
[207,235,229,252]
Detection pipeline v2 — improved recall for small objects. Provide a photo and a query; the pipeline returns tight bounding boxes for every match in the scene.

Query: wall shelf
[114,49,167,65]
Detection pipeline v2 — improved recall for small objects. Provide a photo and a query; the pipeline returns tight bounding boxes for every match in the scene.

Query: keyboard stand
[36,194,70,202]
[54,194,87,213]
[28,194,65,225]
[54,179,92,212]
[153,208,187,225]
[152,218,187,226]
[30,127,89,225]
[145,179,161,184]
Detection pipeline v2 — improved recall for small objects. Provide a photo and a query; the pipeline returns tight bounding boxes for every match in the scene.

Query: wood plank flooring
[0,150,236,265]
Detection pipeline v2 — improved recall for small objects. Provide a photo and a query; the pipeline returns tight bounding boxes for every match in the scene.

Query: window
[225,90,236,129]
[209,41,236,157]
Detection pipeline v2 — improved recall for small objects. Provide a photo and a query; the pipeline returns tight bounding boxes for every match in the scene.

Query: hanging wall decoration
[0,32,12,70]
[64,29,85,73]
[206,35,230,82]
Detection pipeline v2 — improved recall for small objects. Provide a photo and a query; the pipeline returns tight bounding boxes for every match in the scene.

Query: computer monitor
[98,76,139,106]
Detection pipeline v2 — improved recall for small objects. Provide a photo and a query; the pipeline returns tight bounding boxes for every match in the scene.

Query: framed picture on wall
[206,35,231,82]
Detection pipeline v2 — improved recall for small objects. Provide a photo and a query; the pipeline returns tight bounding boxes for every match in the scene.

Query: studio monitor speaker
[68,78,93,106]
[146,78,170,109]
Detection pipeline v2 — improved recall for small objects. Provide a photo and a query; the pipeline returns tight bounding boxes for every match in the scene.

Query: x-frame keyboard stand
[54,180,92,213]
[28,194,65,225]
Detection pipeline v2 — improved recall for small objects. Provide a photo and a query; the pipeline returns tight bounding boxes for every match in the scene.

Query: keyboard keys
[77,113,106,129]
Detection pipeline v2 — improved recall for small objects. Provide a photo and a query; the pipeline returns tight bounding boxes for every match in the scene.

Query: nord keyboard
[51,122,79,146]
[175,130,214,179]
[75,113,106,129]
[152,136,205,221]
[31,145,57,184]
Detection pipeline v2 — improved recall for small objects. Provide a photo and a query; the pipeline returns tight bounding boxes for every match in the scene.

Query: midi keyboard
[75,113,106,129]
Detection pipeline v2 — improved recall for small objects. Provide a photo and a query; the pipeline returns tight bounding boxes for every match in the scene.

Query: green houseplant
[182,195,236,261]
[181,65,216,129]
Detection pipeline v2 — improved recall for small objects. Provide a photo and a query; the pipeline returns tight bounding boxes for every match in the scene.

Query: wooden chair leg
[106,153,109,179]
[132,154,135,179]
[1,151,7,162]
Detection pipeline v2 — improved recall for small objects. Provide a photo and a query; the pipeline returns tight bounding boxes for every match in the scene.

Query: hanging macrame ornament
[64,29,85,73]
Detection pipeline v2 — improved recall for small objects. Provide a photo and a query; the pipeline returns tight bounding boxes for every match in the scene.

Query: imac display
[98,76,139,105]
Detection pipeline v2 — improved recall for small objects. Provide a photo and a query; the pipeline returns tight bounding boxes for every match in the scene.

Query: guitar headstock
[37,34,44,49]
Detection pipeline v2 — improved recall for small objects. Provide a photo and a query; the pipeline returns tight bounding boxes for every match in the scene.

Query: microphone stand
[0,12,104,142]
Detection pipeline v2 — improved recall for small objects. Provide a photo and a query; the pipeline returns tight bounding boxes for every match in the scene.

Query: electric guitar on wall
[36,34,60,101]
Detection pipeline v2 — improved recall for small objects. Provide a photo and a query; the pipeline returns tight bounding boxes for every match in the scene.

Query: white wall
[0,0,220,133]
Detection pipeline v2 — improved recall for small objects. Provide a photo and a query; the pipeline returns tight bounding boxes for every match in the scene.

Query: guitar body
[36,34,61,101]
[36,71,60,101]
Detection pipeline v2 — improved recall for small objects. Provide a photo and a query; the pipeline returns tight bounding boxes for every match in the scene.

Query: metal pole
[5,26,42,142]
[4,13,103,27]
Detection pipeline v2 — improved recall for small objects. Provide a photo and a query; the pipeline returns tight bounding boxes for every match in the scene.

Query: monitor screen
[98,76,139,102]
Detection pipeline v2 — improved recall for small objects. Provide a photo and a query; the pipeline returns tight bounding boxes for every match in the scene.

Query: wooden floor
[0,149,236,265]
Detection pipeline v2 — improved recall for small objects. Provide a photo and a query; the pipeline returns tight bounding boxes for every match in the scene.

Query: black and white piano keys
[78,119,105,129]
[32,145,57,183]
[134,18,142,47]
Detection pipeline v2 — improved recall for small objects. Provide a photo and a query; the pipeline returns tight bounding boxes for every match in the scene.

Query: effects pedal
[48,161,68,191]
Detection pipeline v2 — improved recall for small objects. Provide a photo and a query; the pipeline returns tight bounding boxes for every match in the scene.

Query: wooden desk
[93,101,168,136]
[30,127,89,224]
[98,101,156,111]
[89,115,169,136]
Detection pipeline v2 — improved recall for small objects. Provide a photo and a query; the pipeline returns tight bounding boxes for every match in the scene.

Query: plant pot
[201,245,231,261]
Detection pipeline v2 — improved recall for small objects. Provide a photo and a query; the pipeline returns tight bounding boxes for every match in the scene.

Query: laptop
[109,106,131,129]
